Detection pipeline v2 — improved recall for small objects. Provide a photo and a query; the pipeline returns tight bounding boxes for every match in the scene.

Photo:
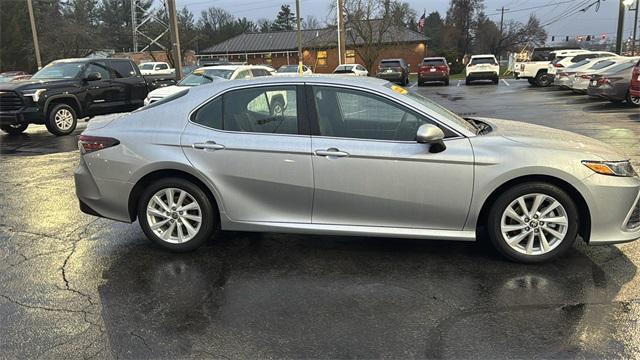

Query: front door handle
[193,141,225,150]
[314,148,350,157]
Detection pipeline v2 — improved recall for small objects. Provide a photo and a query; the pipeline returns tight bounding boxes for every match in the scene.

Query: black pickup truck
[0,58,176,136]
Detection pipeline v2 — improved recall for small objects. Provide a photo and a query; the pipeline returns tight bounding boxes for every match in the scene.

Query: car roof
[423,57,446,60]
[470,54,496,58]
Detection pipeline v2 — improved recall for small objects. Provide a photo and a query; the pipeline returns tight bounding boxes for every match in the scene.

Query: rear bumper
[376,73,404,82]
[466,72,498,81]
[418,72,448,81]
[587,86,625,101]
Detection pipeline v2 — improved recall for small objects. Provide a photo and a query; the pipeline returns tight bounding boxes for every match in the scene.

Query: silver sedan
[74,76,640,263]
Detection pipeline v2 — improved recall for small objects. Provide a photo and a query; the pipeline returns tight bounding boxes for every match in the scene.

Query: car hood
[147,85,185,97]
[0,78,76,91]
[476,117,625,161]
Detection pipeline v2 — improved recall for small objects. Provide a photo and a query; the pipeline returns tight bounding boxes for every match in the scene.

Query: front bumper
[583,174,640,245]
[0,107,42,126]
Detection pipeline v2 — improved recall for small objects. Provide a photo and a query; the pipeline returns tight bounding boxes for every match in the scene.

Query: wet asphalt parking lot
[1,79,640,359]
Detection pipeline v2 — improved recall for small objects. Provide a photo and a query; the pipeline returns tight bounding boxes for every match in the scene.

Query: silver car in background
[74,77,640,263]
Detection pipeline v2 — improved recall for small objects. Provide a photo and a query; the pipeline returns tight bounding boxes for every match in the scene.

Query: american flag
[417,11,426,33]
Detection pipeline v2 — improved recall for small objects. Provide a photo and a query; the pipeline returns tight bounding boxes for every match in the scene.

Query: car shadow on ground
[0,127,84,156]
[97,229,637,359]
[582,102,638,113]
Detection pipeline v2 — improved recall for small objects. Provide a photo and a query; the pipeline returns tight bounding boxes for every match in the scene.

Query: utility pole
[166,0,183,80]
[296,0,303,75]
[616,0,626,54]
[27,0,42,70]
[336,0,346,65]
[626,0,639,55]
[496,6,509,61]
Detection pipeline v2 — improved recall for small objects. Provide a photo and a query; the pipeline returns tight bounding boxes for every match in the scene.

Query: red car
[417,57,450,86]
[629,59,640,107]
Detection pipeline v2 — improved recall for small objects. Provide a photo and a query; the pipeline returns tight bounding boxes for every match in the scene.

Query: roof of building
[201,21,427,55]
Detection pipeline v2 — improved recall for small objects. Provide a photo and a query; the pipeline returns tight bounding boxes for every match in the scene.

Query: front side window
[157,64,169,70]
[139,63,155,70]
[311,86,449,141]
[84,62,111,80]
[192,86,298,135]
[110,61,137,78]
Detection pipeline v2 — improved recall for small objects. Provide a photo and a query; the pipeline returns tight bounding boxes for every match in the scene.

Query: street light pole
[296,0,302,75]
[616,0,626,54]
[27,0,42,70]
[496,6,509,61]
[166,0,183,80]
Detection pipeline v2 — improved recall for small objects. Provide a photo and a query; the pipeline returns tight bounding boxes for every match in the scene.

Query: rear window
[422,59,445,66]
[136,89,189,112]
[590,60,616,70]
[603,61,636,74]
[531,50,551,61]
[571,54,594,63]
[380,61,401,67]
[470,57,497,65]
[568,59,591,69]
[110,60,137,78]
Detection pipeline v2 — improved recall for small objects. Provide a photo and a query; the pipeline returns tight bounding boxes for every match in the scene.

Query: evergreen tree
[271,5,296,31]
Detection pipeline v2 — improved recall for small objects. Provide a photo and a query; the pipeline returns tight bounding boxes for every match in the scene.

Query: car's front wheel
[627,91,640,107]
[1,123,29,135]
[487,182,579,263]
[46,103,77,136]
[138,178,216,252]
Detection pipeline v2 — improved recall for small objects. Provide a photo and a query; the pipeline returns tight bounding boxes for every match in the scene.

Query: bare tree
[302,15,321,30]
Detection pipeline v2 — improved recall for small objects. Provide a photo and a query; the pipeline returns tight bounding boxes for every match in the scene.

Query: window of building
[345,50,356,64]
[317,50,327,66]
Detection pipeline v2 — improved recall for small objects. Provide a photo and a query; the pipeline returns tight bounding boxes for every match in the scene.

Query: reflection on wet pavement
[0,81,639,358]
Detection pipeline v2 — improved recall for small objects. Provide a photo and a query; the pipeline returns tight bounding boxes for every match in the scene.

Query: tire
[486,182,579,263]
[1,123,29,135]
[527,78,537,85]
[465,78,471,85]
[138,177,216,252]
[46,103,77,136]
[626,91,640,107]
[535,72,552,87]
[444,78,450,86]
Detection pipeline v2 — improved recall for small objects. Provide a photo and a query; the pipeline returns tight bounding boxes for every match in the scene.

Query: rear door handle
[314,148,350,157]
[192,141,225,150]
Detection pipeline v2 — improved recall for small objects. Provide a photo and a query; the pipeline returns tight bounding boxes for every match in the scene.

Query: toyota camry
[74,76,640,263]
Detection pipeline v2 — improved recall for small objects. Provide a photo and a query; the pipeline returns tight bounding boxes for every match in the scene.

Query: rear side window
[590,60,616,70]
[110,60,137,78]
[192,86,298,135]
[135,89,189,112]
[422,59,445,66]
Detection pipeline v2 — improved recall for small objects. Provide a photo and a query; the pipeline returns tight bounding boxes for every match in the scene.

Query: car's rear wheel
[46,103,77,136]
[535,72,552,87]
[465,78,471,85]
[138,178,216,252]
[487,182,579,263]
[627,91,640,107]
[444,78,450,86]
[1,123,29,135]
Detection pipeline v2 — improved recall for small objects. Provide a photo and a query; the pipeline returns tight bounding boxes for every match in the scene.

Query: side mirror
[416,124,446,153]
[85,72,102,81]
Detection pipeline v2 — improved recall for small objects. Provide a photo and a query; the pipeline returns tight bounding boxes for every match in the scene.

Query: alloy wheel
[500,193,569,256]
[146,188,203,244]
[54,109,74,131]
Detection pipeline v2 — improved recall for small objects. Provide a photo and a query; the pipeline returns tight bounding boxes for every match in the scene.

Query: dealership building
[197,22,428,74]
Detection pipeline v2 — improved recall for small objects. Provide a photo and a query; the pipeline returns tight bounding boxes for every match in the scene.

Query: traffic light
[566,36,570,42]
[552,36,555,41]
[586,35,591,41]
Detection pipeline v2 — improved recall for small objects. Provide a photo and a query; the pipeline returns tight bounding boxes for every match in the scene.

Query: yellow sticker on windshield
[192,69,204,75]
[390,84,408,94]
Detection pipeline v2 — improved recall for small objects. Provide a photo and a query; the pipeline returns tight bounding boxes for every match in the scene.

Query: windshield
[32,61,84,79]
[395,87,476,134]
[278,65,299,73]
[139,63,155,70]
[178,69,230,86]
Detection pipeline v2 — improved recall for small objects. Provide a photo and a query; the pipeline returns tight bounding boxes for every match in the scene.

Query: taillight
[78,135,120,154]
[554,63,564,68]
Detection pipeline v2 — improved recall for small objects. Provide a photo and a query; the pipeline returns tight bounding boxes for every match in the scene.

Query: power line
[486,0,581,16]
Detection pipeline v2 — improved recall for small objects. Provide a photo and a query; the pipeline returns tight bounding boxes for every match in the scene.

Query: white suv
[548,50,616,77]
[465,55,499,85]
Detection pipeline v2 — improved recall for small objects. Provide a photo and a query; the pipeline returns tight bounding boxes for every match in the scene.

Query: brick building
[197,22,428,74]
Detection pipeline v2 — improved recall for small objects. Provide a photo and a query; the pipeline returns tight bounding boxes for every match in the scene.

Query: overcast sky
[174,0,638,42]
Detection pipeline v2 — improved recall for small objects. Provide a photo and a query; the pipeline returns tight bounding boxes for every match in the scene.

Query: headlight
[582,160,637,177]
[22,88,46,102]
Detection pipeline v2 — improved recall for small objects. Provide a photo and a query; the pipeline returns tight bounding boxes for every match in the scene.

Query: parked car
[0,71,31,83]
[333,64,368,76]
[629,59,640,107]
[569,57,632,94]
[74,76,640,263]
[138,62,174,75]
[547,50,614,77]
[417,57,450,86]
[144,65,273,105]
[587,57,640,103]
[465,55,499,85]
[376,58,409,85]
[0,58,159,136]
[274,64,313,76]
[514,46,581,86]
[555,57,619,89]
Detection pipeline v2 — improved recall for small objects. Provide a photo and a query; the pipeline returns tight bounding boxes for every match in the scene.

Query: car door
[181,84,314,223]
[109,60,147,110]
[308,85,474,230]
[83,62,117,115]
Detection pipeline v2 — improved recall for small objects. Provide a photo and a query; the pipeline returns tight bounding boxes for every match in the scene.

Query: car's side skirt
[222,220,477,241]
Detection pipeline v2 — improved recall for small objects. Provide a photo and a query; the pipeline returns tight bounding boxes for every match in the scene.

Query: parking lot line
[457,80,461,87]
[501,79,510,86]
